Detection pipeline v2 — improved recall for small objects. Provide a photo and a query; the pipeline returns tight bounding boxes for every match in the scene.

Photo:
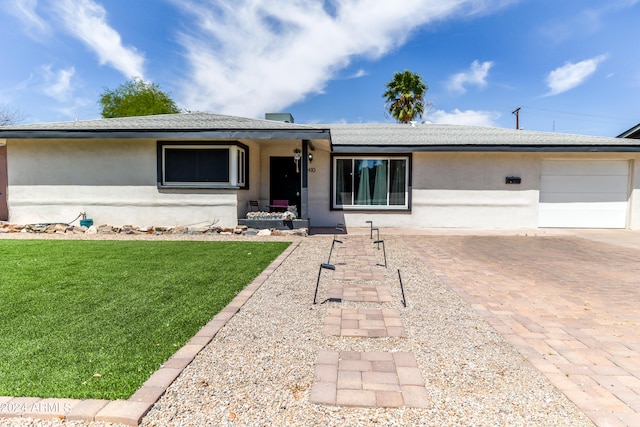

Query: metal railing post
[313,263,335,304]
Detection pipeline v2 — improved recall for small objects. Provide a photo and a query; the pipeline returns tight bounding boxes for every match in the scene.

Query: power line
[520,105,635,124]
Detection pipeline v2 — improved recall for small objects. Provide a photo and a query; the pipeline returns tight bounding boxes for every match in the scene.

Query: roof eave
[331,144,640,153]
[0,128,331,140]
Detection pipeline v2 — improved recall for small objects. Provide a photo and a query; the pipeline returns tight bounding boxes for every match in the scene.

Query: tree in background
[99,78,180,118]
[383,70,429,124]
[0,106,26,126]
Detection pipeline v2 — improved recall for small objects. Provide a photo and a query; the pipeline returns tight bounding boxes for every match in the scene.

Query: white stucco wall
[409,152,539,228]
[306,146,332,225]
[7,137,640,230]
[628,157,640,230]
[237,139,261,218]
[7,139,239,227]
[307,151,640,230]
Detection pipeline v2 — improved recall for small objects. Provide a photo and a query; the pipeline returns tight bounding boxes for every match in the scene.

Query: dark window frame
[157,141,249,189]
[330,153,412,211]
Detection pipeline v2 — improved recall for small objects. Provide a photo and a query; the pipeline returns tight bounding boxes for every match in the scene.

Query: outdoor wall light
[308,153,313,162]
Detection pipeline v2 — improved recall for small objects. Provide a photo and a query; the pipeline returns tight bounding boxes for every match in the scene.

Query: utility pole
[512,107,521,130]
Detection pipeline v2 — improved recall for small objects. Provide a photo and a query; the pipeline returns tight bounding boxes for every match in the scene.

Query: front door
[269,156,301,215]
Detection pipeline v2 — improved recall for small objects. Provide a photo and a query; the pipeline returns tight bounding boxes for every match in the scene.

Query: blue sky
[0,0,638,136]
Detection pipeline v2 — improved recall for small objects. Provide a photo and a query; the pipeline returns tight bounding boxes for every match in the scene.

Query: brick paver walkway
[405,234,640,427]
[323,308,406,338]
[331,268,386,281]
[327,282,393,302]
[310,234,430,409]
[310,350,430,408]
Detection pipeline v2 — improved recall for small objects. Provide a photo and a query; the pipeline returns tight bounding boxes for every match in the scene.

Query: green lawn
[0,239,289,399]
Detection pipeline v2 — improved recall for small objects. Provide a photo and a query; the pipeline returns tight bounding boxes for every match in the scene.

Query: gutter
[0,129,332,141]
[330,144,640,153]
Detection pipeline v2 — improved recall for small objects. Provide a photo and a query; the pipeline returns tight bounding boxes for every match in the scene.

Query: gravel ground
[0,232,593,426]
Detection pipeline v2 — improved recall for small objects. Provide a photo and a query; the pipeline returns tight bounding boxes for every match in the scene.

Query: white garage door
[539,160,629,228]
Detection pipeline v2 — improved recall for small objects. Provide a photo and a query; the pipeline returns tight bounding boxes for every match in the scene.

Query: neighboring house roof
[0,112,330,140]
[617,123,640,139]
[326,123,640,152]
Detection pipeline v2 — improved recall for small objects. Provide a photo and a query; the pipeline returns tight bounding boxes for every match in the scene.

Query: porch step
[237,218,310,230]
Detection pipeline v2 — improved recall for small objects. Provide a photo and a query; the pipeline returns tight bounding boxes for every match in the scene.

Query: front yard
[0,239,289,399]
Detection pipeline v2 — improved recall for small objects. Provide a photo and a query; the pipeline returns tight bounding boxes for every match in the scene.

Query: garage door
[539,160,629,228]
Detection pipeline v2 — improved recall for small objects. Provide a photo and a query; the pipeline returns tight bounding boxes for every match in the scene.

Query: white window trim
[332,155,409,210]
[236,147,246,187]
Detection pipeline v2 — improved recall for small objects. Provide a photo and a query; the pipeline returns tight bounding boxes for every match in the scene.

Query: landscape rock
[0,221,307,238]
[97,224,115,234]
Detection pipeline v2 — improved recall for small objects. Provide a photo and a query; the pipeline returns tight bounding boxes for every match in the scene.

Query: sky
[0,0,639,136]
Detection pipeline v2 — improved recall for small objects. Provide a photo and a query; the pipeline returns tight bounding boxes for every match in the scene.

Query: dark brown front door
[269,156,301,215]
[0,145,7,221]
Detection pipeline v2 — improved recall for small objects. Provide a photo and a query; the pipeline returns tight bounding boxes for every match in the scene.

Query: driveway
[402,231,640,427]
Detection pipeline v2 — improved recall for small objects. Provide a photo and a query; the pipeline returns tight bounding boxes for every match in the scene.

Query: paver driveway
[403,233,640,427]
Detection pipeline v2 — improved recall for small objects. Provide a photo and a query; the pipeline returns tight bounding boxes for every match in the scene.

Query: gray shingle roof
[326,123,638,152]
[0,112,330,140]
[0,112,320,130]
[2,113,637,152]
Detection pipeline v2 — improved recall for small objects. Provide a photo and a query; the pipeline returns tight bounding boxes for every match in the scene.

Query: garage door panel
[539,160,629,229]
[540,175,629,193]
[539,203,628,228]
[540,192,628,203]
[541,160,629,176]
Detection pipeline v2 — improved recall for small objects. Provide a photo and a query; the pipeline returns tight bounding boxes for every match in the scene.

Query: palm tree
[383,70,429,124]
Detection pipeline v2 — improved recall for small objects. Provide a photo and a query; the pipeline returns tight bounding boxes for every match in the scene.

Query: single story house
[1,112,640,230]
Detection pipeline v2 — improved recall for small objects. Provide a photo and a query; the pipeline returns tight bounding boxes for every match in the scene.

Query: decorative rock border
[0,222,307,237]
[0,241,300,426]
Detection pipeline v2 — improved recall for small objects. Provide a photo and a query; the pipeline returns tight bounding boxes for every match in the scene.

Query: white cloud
[53,97,93,120]
[53,0,145,79]
[41,65,76,100]
[541,1,638,42]
[545,55,607,96]
[30,64,92,120]
[429,109,500,127]
[7,0,50,36]
[350,69,368,79]
[170,0,513,117]
[447,60,494,93]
